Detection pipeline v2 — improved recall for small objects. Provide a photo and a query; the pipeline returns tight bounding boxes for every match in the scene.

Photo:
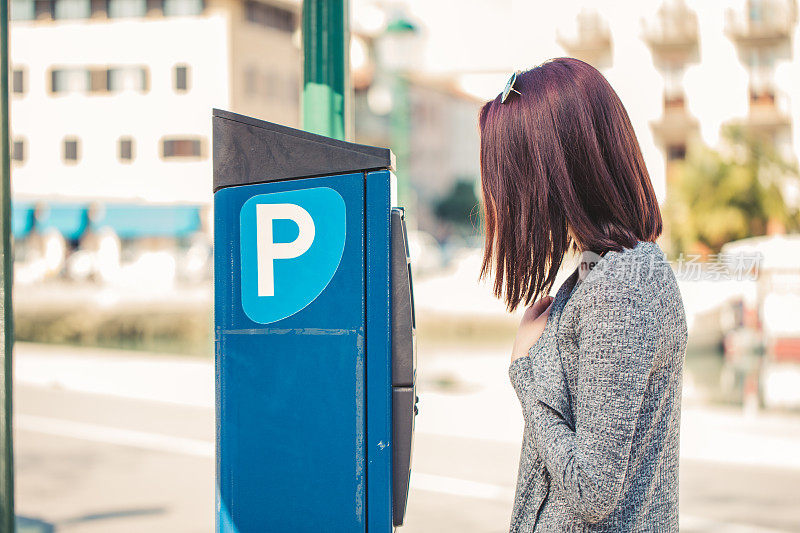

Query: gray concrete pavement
[13,343,800,532]
[16,386,213,533]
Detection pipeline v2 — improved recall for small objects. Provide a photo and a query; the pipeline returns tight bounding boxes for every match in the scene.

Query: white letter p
[256,203,315,297]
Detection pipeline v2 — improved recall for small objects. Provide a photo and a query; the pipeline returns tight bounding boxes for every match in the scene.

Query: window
[12,140,25,163]
[174,64,190,92]
[51,66,149,94]
[108,0,146,17]
[51,68,90,94]
[63,137,80,162]
[750,87,775,105]
[667,144,686,161]
[118,137,134,162]
[89,68,108,93]
[749,0,764,23]
[244,69,299,104]
[244,1,295,32]
[12,69,25,94]
[34,0,52,19]
[163,0,202,16]
[11,0,35,20]
[664,93,685,110]
[108,67,148,92]
[90,0,106,16]
[53,0,90,19]
[162,138,202,158]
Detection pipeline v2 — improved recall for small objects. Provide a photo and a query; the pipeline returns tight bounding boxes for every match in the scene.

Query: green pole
[0,0,14,529]
[390,75,410,209]
[302,0,349,141]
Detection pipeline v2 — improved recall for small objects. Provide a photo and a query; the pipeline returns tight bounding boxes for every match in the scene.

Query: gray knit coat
[508,241,687,532]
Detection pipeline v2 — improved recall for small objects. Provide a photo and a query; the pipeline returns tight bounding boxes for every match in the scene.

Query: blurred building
[558,0,799,198]
[353,76,481,236]
[442,0,800,212]
[351,0,800,241]
[642,0,701,180]
[646,0,797,178]
[8,0,301,286]
[724,0,796,156]
[11,0,800,267]
[351,25,482,238]
[9,0,301,205]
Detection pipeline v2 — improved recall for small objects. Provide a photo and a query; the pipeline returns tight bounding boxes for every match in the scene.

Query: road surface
[14,343,800,532]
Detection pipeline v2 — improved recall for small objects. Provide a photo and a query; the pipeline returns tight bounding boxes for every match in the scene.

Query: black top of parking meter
[213,109,395,192]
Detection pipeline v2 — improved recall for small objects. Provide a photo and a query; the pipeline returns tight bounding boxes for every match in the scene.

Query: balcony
[726,0,797,47]
[557,10,613,67]
[643,0,699,63]
[651,97,699,148]
[746,88,791,133]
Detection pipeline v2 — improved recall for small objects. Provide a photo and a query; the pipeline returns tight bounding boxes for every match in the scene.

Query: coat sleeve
[509,334,551,449]
[530,283,659,524]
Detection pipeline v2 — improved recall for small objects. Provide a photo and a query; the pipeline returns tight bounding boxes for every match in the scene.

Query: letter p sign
[256,204,315,297]
[240,187,346,324]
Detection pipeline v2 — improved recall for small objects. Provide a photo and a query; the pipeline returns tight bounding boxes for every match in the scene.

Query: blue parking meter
[213,110,417,532]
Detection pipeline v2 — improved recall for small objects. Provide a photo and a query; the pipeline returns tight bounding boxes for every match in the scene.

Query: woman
[479,58,688,531]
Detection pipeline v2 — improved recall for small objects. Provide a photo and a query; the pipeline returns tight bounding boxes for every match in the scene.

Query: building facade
[10,0,301,205]
[554,0,799,201]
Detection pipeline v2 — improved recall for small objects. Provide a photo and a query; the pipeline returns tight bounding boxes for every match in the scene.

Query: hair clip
[501,71,522,104]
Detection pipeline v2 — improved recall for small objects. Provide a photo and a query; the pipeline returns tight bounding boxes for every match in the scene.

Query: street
[13,343,800,533]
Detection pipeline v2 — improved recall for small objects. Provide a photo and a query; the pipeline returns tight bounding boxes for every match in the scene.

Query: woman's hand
[511,296,553,362]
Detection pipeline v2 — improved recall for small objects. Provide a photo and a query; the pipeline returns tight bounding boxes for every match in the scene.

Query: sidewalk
[15,342,800,472]
[15,342,800,532]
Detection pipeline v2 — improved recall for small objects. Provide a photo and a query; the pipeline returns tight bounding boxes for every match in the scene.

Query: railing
[726,0,797,43]
[643,1,699,53]
[650,108,698,146]
[747,86,791,129]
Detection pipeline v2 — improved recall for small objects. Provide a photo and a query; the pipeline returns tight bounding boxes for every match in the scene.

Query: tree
[665,125,800,254]
[434,179,480,231]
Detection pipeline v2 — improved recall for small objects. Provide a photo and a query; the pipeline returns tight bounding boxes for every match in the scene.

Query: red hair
[479,58,662,310]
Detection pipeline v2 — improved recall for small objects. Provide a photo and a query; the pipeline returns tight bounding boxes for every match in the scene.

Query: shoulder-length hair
[479,57,662,311]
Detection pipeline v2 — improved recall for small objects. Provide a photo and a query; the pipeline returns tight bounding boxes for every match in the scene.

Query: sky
[352,0,666,100]
[349,0,800,203]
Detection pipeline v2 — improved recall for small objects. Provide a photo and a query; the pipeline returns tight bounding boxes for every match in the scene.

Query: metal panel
[365,169,393,531]
[391,208,415,387]
[215,173,366,532]
[391,386,415,527]
[389,207,416,527]
[213,109,393,192]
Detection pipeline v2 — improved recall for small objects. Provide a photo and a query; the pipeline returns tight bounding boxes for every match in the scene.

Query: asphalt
[13,343,800,533]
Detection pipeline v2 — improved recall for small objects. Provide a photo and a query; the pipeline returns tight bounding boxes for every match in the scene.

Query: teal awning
[12,202,35,239]
[91,204,201,239]
[36,204,89,241]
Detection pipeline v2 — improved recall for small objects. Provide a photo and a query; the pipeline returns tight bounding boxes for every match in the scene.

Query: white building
[10,0,800,228]
[9,0,301,205]
[431,0,800,204]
